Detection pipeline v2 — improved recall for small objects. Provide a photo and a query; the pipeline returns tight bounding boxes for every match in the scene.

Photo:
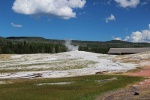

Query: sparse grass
[0,75,143,100]
[98,55,109,58]
[112,72,124,75]
[126,67,142,73]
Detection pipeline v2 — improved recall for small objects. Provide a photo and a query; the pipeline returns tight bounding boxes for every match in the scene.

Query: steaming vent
[65,40,79,51]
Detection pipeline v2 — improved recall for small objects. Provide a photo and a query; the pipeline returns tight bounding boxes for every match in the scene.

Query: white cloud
[124,36,130,41]
[114,0,140,8]
[149,24,150,29]
[124,30,150,43]
[106,14,115,23]
[12,0,86,20]
[112,36,122,40]
[11,23,23,28]
[130,30,150,42]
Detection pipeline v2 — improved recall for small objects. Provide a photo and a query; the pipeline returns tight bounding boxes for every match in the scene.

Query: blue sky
[0,0,150,42]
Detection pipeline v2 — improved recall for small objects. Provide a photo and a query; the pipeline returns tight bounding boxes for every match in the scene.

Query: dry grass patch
[0,54,12,60]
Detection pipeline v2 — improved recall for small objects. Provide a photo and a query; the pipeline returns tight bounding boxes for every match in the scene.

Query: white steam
[65,40,79,51]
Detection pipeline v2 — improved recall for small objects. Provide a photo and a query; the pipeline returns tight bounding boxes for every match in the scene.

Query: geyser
[65,40,79,51]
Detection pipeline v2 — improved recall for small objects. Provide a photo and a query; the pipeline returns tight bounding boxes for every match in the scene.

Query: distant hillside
[6,36,65,44]
[6,36,45,40]
[0,36,149,54]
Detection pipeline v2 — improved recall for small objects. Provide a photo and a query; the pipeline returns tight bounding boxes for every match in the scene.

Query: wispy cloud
[106,14,115,23]
[79,12,86,15]
[114,0,140,8]
[11,23,23,28]
[141,2,147,6]
[107,0,113,5]
[124,36,130,41]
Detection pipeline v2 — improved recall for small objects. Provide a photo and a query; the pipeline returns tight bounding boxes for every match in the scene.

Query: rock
[33,73,42,77]
[95,71,108,75]
[134,92,139,95]
[95,72,103,74]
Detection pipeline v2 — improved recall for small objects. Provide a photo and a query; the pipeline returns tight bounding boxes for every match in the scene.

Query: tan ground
[127,67,150,77]
[0,54,12,60]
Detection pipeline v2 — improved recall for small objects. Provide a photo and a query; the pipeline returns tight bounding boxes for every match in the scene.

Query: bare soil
[127,66,150,77]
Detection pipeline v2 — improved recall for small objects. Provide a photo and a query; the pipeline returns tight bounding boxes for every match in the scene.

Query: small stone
[134,92,139,95]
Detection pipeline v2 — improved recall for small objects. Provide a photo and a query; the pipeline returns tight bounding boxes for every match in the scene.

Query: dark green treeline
[0,37,67,54]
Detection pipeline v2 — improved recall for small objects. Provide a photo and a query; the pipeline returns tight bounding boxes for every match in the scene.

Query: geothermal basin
[0,51,138,79]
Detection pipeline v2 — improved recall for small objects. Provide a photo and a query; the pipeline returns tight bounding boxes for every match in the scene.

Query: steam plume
[65,40,79,51]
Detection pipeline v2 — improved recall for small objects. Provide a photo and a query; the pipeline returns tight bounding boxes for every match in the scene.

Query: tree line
[0,37,150,54]
[78,40,150,54]
[0,39,67,54]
